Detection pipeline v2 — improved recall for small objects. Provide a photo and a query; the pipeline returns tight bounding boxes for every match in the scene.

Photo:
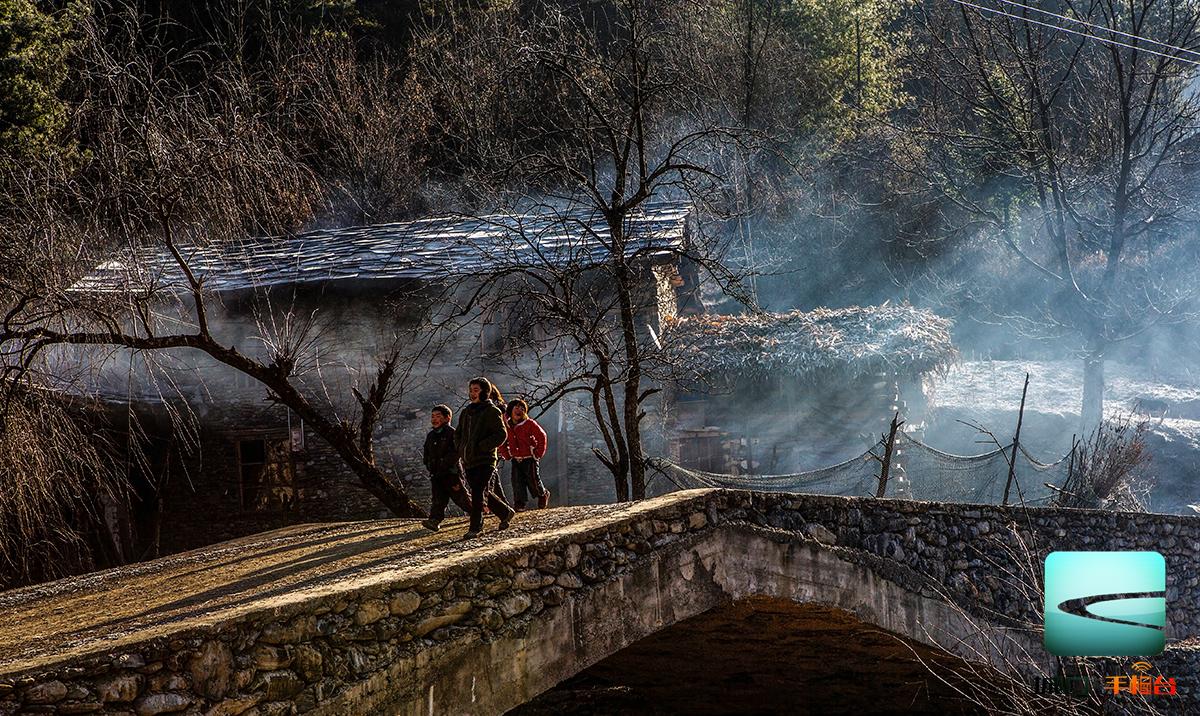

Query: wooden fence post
[877,412,904,498]
[1002,372,1030,505]
[1066,434,1077,485]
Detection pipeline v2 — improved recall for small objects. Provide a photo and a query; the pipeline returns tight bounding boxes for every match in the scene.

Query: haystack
[664,304,955,386]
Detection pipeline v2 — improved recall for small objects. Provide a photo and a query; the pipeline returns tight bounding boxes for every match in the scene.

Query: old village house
[68,202,695,555]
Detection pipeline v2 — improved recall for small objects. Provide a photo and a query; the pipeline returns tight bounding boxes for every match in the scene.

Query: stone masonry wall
[4,492,1197,715]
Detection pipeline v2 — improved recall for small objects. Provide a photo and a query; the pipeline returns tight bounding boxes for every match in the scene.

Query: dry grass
[1053,414,1152,511]
[0,386,128,589]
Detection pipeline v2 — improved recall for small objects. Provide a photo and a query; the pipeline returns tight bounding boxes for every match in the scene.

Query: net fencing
[646,433,1069,506]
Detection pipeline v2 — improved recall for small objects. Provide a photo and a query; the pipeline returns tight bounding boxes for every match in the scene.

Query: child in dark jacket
[422,405,472,531]
[455,377,516,534]
[499,399,550,510]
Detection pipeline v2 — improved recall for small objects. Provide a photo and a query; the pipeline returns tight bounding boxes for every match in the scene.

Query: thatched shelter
[659,304,956,475]
[664,304,955,386]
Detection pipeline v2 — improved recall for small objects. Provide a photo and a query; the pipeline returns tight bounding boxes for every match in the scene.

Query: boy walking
[421,405,472,532]
[500,399,550,510]
[455,377,516,535]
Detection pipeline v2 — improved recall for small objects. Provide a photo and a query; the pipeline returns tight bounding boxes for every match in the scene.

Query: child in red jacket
[500,399,550,510]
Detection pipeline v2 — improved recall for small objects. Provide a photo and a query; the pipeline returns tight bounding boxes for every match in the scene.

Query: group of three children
[421,376,551,536]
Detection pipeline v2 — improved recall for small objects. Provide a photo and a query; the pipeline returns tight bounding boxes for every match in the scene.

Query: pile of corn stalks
[663,303,955,385]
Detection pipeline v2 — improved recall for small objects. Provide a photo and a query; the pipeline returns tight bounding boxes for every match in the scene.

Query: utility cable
[951,0,1200,67]
[991,0,1200,60]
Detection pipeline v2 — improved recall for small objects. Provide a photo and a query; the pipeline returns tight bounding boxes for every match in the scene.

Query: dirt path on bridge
[0,506,610,675]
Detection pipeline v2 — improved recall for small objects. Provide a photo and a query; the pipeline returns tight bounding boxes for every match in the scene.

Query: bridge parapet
[0,490,1197,715]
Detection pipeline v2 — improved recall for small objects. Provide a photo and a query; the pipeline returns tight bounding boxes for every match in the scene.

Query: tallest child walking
[454,377,516,535]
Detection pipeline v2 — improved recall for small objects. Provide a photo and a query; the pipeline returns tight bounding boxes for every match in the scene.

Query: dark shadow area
[510,597,996,715]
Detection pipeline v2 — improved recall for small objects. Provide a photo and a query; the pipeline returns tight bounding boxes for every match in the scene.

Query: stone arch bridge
[1,491,1197,714]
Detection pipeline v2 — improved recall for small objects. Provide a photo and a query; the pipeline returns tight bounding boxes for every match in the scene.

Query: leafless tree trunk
[416,0,758,501]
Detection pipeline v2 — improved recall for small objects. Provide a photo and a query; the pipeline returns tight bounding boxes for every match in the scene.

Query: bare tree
[894,0,1200,430]
[279,37,434,225]
[410,0,912,505]
[416,0,756,501]
[0,5,427,519]
[435,203,725,503]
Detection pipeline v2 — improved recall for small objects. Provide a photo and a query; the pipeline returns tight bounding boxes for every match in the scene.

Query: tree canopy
[0,0,80,160]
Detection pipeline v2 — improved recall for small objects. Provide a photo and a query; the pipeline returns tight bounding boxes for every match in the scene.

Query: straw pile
[664,304,955,385]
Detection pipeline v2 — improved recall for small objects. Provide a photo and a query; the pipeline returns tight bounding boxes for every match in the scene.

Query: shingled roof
[74,201,690,293]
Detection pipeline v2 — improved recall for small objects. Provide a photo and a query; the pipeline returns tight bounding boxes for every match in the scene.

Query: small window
[238,437,296,512]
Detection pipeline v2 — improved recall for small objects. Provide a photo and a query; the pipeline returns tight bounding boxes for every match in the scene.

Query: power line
[993,0,1200,60]
[951,0,1200,67]
[953,0,1200,64]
